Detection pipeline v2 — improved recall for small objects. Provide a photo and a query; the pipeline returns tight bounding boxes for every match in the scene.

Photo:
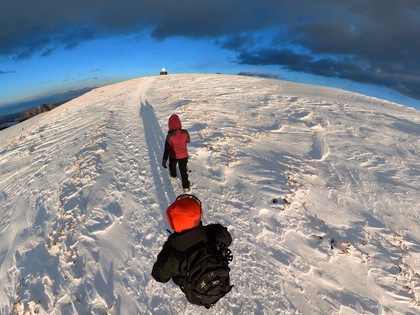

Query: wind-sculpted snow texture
[0,74,419,314]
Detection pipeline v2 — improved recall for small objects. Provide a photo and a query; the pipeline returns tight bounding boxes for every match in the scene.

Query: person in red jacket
[162,114,191,191]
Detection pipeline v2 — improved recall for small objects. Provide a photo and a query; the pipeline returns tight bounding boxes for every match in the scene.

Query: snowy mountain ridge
[0,74,419,314]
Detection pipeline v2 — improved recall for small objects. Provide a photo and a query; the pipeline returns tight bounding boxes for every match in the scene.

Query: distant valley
[0,87,94,130]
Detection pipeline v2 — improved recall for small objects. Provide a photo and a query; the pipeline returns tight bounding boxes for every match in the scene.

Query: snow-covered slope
[0,74,419,314]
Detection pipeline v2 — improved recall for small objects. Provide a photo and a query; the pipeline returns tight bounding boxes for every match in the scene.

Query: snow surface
[0,74,419,315]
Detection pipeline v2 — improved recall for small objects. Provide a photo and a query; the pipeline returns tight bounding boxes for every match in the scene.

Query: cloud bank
[1,1,420,99]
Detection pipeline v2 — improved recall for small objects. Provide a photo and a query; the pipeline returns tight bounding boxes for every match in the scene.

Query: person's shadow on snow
[140,101,177,212]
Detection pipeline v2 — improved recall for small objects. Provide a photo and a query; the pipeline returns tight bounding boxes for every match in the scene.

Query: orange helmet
[166,194,202,233]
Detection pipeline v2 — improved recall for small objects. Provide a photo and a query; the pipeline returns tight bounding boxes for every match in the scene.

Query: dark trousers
[169,157,190,189]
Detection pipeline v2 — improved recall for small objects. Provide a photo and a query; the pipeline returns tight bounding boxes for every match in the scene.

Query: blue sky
[1,1,419,110]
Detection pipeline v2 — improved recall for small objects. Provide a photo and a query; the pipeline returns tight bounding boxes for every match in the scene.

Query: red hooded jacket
[163,115,190,160]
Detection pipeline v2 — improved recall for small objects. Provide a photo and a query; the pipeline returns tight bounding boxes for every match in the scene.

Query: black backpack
[178,242,233,309]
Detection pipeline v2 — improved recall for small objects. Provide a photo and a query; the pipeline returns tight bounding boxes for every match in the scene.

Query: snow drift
[0,74,419,314]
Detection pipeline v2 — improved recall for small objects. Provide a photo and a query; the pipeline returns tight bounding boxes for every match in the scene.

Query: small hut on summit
[160,68,168,75]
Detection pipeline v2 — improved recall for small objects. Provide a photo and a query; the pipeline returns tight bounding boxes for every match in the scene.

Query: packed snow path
[0,74,419,314]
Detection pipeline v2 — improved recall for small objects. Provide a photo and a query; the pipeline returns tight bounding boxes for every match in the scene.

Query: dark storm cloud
[233,1,420,100]
[1,1,420,99]
[237,48,420,100]
[219,34,256,51]
[0,0,268,57]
